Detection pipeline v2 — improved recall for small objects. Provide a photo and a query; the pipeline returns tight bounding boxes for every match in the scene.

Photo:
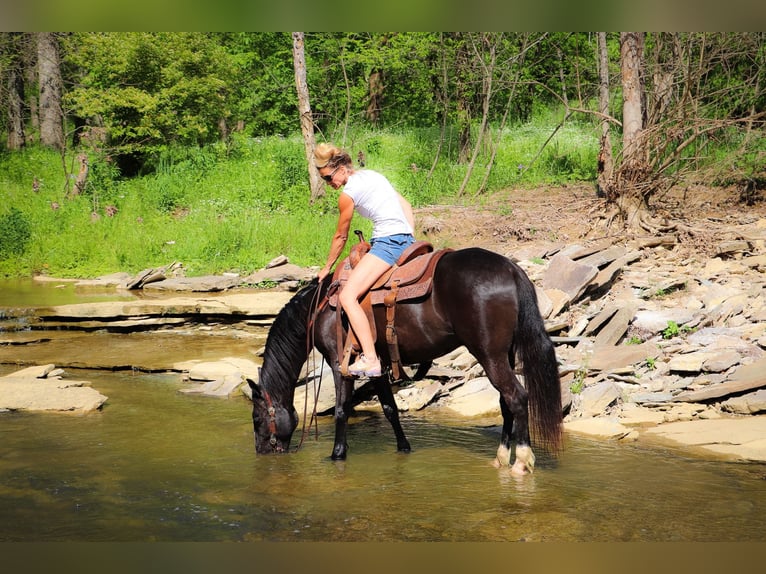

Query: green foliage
[2,31,764,280]
[570,367,587,394]
[63,32,241,155]
[0,207,31,258]
[0,109,757,279]
[661,321,695,340]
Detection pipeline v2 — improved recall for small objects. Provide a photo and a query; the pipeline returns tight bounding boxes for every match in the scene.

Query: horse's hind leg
[493,399,514,468]
[504,372,536,475]
[372,376,411,453]
[481,357,535,475]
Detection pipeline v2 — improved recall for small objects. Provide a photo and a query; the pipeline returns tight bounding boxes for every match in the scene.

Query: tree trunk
[5,33,26,150]
[454,36,472,164]
[23,33,39,144]
[366,70,383,125]
[615,33,654,228]
[37,32,64,151]
[620,32,646,181]
[291,32,324,202]
[596,32,613,199]
[557,46,569,108]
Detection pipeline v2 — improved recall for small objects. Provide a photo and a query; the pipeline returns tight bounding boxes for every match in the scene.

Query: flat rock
[542,253,598,302]
[396,380,444,411]
[75,272,133,287]
[244,263,314,285]
[593,304,638,347]
[143,275,241,292]
[643,416,766,462]
[575,245,627,268]
[440,377,500,418]
[535,286,553,318]
[697,283,742,310]
[544,288,571,317]
[674,356,766,402]
[618,403,667,425]
[176,357,260,397]
[0,367,107,413]
[179,374,245,397]
[721,389,766,415]
[668,349,742,374]
[32,291,294,321]
[588,342,660,372]
[742,254,766,269]
[629,391,675,404]
[585,251,643,293]
[632,308,697,333]
[564,417,635,439]
[574,381,620,417]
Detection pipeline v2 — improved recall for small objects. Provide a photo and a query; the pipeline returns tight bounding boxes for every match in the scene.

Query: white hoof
[494,443,512,468]
[512,445,536,475]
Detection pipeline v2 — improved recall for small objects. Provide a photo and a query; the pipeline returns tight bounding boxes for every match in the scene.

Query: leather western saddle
[328,231,452,380]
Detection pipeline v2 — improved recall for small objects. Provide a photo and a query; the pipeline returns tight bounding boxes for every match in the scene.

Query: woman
[315,142,416,378]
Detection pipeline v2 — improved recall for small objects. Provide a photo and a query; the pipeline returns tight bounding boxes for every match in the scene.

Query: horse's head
[247,378,299,454]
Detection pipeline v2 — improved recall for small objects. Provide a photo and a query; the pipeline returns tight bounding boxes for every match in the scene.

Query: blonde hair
[314,142,351,169]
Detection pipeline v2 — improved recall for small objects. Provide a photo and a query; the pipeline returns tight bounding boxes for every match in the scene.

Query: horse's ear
[247,374,261,398]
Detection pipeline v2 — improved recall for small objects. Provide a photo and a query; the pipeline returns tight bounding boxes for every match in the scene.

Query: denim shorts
[369,233,416,266]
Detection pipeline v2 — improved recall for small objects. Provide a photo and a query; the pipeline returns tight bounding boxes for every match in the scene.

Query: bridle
[261,388,283,453]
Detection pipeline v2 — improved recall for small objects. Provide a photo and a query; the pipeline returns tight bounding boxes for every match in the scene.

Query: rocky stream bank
[2,203,765,465]
[0,184,766,468]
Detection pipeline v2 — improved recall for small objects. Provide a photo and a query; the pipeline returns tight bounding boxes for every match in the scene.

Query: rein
[294,280,331,451]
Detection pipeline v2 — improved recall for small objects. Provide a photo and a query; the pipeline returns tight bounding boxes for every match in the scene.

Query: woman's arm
[318,192,355,281]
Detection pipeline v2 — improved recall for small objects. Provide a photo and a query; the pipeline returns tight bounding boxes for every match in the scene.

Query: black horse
[247,247,562,474]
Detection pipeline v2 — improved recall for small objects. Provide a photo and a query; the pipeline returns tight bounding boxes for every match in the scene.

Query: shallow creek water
[1,280,765,541]
[1,369,766,542]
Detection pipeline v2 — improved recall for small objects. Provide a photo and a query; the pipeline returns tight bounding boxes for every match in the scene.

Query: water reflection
[1,366,766,541]
[0,278,136,309]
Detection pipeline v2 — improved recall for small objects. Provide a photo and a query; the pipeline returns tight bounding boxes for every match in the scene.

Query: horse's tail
[513,268,563,453]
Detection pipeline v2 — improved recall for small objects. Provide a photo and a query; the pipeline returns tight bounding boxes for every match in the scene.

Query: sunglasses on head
[321,165,340,182]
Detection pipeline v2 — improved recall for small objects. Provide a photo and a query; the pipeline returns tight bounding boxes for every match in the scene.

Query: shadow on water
[1,368,765,542]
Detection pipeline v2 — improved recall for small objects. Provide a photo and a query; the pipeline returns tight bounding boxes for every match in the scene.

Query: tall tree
[596,32,614,199]
[619,32,646,185]
[4,33,26,150]
[292,32,323,202]
[37,32,64,151]
[23,32,39,143]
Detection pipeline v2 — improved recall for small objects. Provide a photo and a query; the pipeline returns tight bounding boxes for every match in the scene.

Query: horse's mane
[259,278,325,396]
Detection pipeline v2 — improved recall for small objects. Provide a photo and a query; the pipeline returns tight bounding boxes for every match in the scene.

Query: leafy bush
[0,207,31,258]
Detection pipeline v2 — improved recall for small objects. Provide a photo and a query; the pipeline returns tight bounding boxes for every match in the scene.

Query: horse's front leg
[331,373,354,460]
[372,376,411,453]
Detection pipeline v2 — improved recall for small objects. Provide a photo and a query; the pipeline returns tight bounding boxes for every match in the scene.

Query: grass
[1,112,754,279]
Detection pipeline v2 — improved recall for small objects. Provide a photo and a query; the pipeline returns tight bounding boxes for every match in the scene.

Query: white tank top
[342,170,413,239]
